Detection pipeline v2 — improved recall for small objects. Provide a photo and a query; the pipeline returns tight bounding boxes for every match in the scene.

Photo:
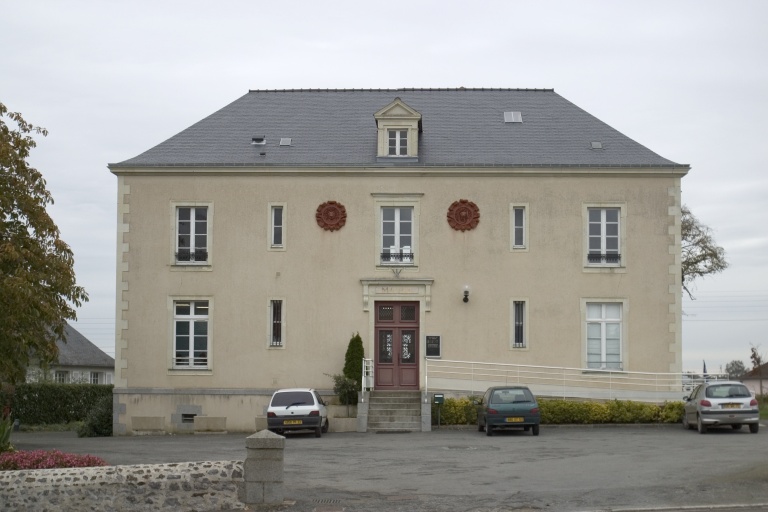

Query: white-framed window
[173,203,211,265]
[586,207,621,265]
[511,299,527,349]
[269,299,285,347]
[269,203,286,250]
[585,302,623,370]
[54,370,69,383]
[173,299,210,368]
[374,194,421,267]
[510,203,528,250]
[90,371,102,384]
[388,129,408,156]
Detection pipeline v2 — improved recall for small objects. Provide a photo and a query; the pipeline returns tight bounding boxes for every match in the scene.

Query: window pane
[273,227,282,245]
[194,301,209,315]
[400,235,412,247]
[606,238,619,251]
[383,235,395,247]
[606,224,618,236]
[194,235,207,249]
[383,222,395,235]
[401,331,415,363]
[379,331,393,363]
[400,223,412,235]
[383,208,395,221]
[178,208,190,221]
[176,302,191,315]
[589,224,601,236]
[195,208,207,221]
[587,304,602,318]
[399,208,412,221]
[605,209,618,222]
[272,207,282,225]
[605,304,621,318]
[588,209,601,222]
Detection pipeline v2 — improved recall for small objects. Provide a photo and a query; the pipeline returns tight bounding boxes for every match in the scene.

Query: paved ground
[11,424,768,512]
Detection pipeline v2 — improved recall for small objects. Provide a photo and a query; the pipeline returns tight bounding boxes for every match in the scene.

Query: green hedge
[432,396,684,425]
[1,383,113,425]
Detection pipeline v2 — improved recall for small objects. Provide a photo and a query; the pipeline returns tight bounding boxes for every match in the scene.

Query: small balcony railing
[381,249,414,264]
[176,249,209,263]
[587,252,621,264]
[173,354,208,368]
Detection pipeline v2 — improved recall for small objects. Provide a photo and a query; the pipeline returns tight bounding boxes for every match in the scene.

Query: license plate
[722,404,740,409]
[283,419,302,425]
[505,417,524,423]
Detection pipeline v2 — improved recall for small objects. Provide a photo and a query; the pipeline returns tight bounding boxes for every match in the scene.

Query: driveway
[11,425,768,511]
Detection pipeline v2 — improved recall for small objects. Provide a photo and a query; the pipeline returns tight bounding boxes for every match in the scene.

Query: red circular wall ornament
[316,201,347,231]
[447,199,480,231]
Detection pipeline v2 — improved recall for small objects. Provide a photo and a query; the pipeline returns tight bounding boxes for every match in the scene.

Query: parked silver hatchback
[683,381,759,434]
[267,388,329,437]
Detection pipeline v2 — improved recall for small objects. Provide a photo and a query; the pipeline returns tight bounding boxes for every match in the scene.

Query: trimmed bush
[0,449,107,470]
[343,332,365,404]
[431,395,685,426]
[10,383,113,425]
[77,395,113,437]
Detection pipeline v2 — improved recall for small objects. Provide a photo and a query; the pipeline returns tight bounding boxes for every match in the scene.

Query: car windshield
[705,384,751,399]
[271,391,313,407]
[490,388,534,404]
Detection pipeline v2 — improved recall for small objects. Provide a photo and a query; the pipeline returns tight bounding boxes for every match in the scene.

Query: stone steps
[367,391,422,432]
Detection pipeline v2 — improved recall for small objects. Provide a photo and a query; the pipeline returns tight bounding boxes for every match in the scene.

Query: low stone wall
[0,460,244,512]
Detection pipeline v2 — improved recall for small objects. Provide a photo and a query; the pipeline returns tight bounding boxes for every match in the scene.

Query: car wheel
[697,414,707,434]
[486,425,493,436]
[732,424,743,430]
[682,413,693,430]
[750,423,759,434]
[532,425,540,436]
[315,426,322,438]
[322,418,329,434]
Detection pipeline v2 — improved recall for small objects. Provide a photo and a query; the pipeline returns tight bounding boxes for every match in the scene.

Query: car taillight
[750,399,758,407]
[487,408,498,415]
[308,410,319,417]
[699,399,712,407]
[267,412,276,418]
[530,408,540,414]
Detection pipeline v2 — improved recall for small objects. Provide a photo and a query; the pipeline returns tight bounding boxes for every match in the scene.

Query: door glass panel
[400,305,416,321]
[379,305,394,321]
[401,330,415,364]
[379,330,393,363]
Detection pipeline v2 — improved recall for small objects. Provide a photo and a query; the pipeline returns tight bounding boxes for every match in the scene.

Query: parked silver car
[683,381,759,434]
[267,388,329,437]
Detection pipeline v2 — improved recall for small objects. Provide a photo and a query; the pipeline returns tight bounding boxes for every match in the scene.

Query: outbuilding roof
[110,88,685,169]
[55,324,114,369]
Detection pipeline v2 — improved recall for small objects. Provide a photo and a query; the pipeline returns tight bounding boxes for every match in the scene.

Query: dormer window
[374,98,421,161]
[388,129,408,156]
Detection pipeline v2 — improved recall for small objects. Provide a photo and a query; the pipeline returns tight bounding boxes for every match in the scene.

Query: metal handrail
[425,359,728,403]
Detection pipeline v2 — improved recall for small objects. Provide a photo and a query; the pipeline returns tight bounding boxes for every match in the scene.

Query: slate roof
[55,324,114,368]
[110,88,685,169]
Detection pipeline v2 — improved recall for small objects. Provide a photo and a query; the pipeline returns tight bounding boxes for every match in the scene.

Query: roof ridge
[246,87,555,93]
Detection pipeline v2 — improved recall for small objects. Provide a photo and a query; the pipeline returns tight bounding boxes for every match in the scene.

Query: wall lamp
[463,285,470,303]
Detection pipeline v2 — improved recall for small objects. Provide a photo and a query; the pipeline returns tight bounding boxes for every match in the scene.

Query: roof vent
[251,136,266,145]
[591,141,603,149]
[504,111,522,123]
[279,138,292,146]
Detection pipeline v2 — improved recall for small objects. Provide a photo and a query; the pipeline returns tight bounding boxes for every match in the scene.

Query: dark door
[374,301,419,390]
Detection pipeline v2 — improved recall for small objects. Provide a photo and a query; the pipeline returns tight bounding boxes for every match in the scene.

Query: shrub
[327,373,358,408]
[0,416,12,453]
[76,395,113,437]
[11,383,113,425]
[342,332,365,403]
[0,449,107,471]
[432,396,479,425]
[658,401,684,423]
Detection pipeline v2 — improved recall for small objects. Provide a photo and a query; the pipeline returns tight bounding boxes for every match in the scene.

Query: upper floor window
[381,206,413,264]
[510,204,528,250]
[586,302,622,370]
[388,130,408,156]
[587,207,621,265]
[176,206,208,264]
[173,300,209,368]
[271,205,283,247]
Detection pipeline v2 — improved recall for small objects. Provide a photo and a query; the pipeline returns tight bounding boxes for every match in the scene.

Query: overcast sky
[2,0,766,375]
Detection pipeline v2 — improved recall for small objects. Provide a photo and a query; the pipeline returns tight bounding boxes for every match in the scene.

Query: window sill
[582,368,625,375]
[171,264,213,272]
[168,368,212,375]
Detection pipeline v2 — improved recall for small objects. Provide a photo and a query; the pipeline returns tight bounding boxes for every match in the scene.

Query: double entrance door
[374,301,419,390]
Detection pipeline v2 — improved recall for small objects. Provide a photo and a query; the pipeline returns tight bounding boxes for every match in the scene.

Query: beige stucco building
[109,89,688,434]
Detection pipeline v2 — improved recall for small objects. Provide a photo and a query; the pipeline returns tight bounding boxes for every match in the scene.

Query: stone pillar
[421,391,432,432]
[356,391,369,432]
[240,430,284,506]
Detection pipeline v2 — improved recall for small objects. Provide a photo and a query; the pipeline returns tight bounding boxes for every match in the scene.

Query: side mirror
[683,396,689,401]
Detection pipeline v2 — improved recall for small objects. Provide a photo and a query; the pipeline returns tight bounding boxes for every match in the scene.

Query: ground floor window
[270,299,284,347]
[174,300,209,368]
[586,302,622,369]
[54,370,69,383]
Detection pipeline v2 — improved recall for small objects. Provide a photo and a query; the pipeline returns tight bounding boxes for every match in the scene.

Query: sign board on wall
[426,335,441,358]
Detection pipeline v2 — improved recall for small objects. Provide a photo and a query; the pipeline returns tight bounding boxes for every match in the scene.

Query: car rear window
[490,388,534,404]
[271,391,314,407]
[705,384,751,399]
